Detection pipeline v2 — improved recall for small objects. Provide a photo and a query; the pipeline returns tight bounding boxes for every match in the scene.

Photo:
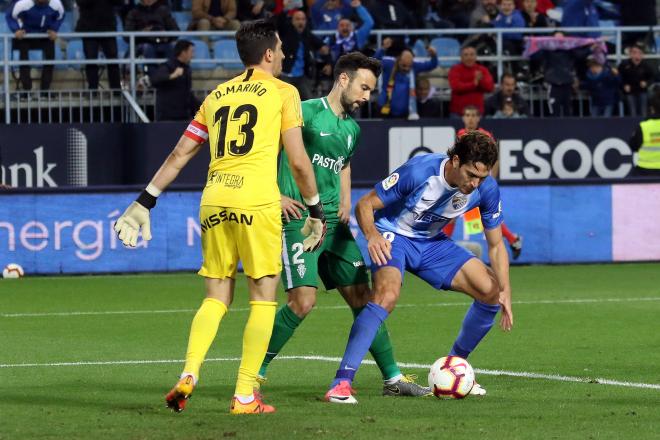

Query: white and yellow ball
[2,263,25,279]
[428,355,475,399]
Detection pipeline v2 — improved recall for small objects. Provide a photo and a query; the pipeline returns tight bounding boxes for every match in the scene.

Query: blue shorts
[371,231,474,290]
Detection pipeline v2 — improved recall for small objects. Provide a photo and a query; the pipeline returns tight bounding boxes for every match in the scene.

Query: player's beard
[340,87,360,115]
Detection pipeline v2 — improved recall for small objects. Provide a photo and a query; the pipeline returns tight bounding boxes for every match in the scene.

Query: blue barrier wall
[1,183,658,274]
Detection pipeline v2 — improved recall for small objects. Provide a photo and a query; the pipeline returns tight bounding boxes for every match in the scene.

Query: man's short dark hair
[174,39,194,57]
[235,19,279,67]
[463,105,480,116]
[446,130,498,168]
[630,42,646,53]
[500,72,515,83]
[333,52,382,81]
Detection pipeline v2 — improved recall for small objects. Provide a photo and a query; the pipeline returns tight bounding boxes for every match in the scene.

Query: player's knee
[475,274,499,305]
[341,284,372,308]
[374,288,399,313]
[288,295,316,317]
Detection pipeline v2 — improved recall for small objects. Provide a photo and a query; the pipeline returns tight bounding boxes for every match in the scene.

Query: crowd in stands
[1,0,659,119]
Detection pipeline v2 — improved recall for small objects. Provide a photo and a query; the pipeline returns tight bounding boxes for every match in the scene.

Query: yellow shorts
[198,204,282,279]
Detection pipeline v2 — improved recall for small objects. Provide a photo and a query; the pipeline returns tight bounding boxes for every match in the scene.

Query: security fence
[1,26,660,123]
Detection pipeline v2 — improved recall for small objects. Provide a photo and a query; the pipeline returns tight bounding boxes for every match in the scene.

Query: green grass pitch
[1,264,659,440]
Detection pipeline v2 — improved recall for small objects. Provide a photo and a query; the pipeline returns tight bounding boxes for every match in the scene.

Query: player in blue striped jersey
[324,131,514,403]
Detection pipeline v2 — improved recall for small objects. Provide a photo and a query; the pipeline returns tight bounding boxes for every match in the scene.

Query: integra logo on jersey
[201,210,253,232]
[311,154,345,174]
[451,194,468,210]
[208,171,244,189]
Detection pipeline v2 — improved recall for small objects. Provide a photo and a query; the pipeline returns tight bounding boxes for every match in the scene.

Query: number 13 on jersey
[214,104,259,158]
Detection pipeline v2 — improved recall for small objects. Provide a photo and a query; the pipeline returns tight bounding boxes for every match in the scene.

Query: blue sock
[450,300,500,359]
[330,302,389,389]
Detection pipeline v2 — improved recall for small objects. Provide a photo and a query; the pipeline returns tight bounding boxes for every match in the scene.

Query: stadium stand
[412,39,428,58]
[212,38,242,70]
[430,37,462,69]
[1,1,660,122]
[189,38,215,70]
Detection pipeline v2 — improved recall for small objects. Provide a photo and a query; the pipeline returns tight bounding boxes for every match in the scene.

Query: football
[2,263,25,279]
[428,355,475,399]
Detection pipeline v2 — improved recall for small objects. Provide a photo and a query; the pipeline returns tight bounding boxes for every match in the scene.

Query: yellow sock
[234,300,277,396]
[182,297,228,380]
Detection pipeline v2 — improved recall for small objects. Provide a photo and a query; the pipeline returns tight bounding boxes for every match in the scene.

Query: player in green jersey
[258,52,431,397]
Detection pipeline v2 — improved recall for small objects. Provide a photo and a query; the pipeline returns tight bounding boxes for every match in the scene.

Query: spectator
[533,32,589,117]
[628,91,660,176]
[276,9,329,100]
[560,0,599,38]
[448,45,494,117]
[610,0,657,48]
[582,56,620,117]
[492,96,524,118]
[315,0,372,94]
[618,44,655,118]
[416,75,442,118]
[125,0,179,66]
[324,0,373,62]
[485,72,528,116]
[75,0,123,90]
[190,0,240,35]
[311,0,352,31]
[520,0,550,29]
[376,38,438,119]
[236,0,271,21]
[119,0,171,24]
[274,0,303,14]
[466,0,498,54]
[493,0,525,55]
[147,39,200,121]
[439,0,476,29]
[469,0,498,27]
[370,0,416,29]
[5,0,64,92]
[416,0,455,29]
[515,0,553,14]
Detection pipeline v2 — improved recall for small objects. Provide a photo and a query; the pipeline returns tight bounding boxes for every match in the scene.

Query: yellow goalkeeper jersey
[184,68,303,209]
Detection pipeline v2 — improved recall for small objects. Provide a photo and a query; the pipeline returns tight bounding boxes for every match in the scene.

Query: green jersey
[278,97,360,222]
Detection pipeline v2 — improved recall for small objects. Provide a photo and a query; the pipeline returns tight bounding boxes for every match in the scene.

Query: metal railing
[2,26,660,123]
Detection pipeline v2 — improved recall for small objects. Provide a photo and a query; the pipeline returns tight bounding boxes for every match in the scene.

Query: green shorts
[281,220,369,291]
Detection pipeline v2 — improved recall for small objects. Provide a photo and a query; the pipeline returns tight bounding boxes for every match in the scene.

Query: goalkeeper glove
[114,187,158,247]
[301,197,327,252]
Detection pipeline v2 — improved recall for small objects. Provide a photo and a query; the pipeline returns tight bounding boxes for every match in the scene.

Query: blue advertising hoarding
[0,192,202,274]
[2,183,658,275]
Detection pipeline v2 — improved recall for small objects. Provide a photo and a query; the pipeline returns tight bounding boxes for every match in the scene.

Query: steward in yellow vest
[629,93,660,176]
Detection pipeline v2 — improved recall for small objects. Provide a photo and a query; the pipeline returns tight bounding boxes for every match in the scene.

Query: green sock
[258,304,302,377]
[351,306,402,381]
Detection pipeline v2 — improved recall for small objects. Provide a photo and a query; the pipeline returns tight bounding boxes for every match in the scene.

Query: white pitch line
[1,354,659,391]
[2,297,660,318]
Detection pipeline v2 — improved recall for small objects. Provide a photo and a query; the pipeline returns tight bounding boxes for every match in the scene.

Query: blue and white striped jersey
[373,154,503,239]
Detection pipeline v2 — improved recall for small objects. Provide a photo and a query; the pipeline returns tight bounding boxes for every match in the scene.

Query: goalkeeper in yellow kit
[113,20,326,414]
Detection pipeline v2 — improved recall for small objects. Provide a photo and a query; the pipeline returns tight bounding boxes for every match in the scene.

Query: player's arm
[150,134,204,191]
[484,226,513,331]
[338,163,351,224]
[114,134,203,247]
[355,190,391,266]
[281,126,326,251]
